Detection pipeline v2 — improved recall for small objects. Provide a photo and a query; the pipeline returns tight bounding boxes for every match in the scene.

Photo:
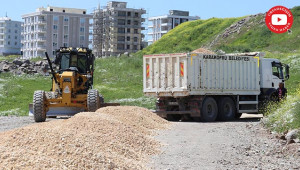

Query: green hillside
[141,17,241,54]
[142,6,300,54]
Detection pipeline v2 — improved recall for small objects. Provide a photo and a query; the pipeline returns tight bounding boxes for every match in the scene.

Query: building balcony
[36,20,46,25]
[36,46,46,50]
[36,37,46,41]
[161,23,171,26]
[36,29,46,33]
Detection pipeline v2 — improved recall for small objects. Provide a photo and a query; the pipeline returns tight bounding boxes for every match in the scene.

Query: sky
[1,0,300,21]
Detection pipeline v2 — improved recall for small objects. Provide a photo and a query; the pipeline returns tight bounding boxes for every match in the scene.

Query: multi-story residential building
[21,6,92,58]
[0,17,22,55]
[148,10,200,44]
[93,1,146,57]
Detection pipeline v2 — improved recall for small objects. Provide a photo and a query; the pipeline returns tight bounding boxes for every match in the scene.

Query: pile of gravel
[0,106,168,169]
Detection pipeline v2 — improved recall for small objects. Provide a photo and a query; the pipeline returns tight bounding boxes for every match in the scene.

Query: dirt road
[150,114,300,170]
[0,114,299,169]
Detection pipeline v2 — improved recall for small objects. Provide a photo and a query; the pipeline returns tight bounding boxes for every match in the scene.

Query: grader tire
[87,89,100,112]
[33,90,46,122]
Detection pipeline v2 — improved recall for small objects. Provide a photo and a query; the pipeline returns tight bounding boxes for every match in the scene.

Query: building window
[127,12,131,16]
[127,28,130,33]
[64,35,68,39]
[117,44,125,50]
[15,24,18,27]
[134,20,139,25]
[7,41,10,45]
[53,16,59,21]
[64,26,69,33]
[63,43,68,47]
[135,12,139,17]
[80,36,85,40]
[80,27,84,32]
[133,45,138,50]
[15,42,17,45]
[8,35,10,39]
[53,42,57,47]
[134,37,138,42]
[50,8,53,11]
[117,36,125,42]
[80,18,85,24]
[118,28,125,33]
[127,20,131,25]
[53,25,58,30]
[8,29,11,33]
[53,34,58,38]
[15,30,18,33]
[15,36,17,40]
[134,29,138,34]
[53,51,55,55]
[64,16,69,22]
[118,19,125,25]
[127,36,130,41]
[127,45,130,49]
[118,11,126,17]
[63,10,65,13]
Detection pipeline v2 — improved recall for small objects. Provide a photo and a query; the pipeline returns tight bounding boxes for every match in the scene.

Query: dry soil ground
[150,114,300,170]
[0,112,299,169]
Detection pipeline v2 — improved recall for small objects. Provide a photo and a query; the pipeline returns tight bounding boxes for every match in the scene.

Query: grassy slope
[141,17,241,54]
[215,6,300,53]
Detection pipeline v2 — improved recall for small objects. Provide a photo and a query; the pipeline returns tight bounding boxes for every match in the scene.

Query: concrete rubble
[0,59,52,75]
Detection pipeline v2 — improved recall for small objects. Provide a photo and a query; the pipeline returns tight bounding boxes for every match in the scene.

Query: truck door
[271,62,284,89]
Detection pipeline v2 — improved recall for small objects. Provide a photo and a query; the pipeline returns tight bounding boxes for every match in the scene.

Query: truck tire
[217,97,236,121]
[201,97,218,122]
[87,89,100,112]
[33,90,46,122]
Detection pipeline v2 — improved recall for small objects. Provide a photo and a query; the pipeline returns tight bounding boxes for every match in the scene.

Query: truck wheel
[217,97,236,121]
[201,97,218,122]
[33,90,46,122]
[87,89,100,112]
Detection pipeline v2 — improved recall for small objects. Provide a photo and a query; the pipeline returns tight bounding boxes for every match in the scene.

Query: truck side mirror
[285,65,290,80]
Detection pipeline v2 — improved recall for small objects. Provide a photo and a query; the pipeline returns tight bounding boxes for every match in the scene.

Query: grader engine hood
[61,71,74,106]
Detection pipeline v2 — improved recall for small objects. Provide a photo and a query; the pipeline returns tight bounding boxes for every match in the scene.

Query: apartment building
[148,10,200,44]
[0,17,22,55]
[21,6,92,58]
[93,1,146,57]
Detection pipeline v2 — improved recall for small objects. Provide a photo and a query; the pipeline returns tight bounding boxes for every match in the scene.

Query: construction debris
[0,106,169,169]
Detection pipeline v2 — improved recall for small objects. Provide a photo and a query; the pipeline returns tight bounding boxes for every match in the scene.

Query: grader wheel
[87,89,100,112]
[33,90,47,122]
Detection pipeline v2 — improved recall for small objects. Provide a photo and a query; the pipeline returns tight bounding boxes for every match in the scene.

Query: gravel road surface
[0,116,35,132]
[150,114,300,170]
[0,116,58,132]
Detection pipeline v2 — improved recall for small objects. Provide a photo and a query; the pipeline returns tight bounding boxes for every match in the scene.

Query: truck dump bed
[143,53,261,97]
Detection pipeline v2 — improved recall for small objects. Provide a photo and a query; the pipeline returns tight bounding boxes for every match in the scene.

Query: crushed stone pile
[192,48,215,54]
[0,106,169,169]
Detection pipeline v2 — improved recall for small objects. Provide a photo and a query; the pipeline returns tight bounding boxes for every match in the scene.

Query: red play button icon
[278,17,282,22]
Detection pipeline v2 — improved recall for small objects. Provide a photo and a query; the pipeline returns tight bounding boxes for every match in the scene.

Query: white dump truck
[143,52,289,122]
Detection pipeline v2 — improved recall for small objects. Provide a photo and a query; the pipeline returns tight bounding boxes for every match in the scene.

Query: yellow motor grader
[29,47,118,122]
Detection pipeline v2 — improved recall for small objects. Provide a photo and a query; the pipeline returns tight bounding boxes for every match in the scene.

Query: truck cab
[260,58,289,101]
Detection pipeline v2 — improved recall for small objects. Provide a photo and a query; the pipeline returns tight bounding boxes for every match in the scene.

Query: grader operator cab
[29,47,113,122]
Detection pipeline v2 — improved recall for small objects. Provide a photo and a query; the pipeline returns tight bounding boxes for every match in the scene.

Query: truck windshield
[60,53,87,73]
[272,64,284,79]
[60,54,70,70]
